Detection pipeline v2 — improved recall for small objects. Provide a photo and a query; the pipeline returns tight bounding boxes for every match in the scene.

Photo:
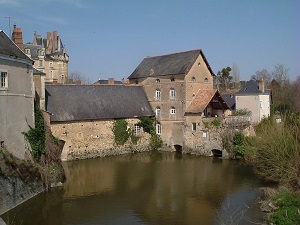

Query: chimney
[12,25,24,51]
[53,31,58,52]
[258,79,265,93]
[108,78,114,85]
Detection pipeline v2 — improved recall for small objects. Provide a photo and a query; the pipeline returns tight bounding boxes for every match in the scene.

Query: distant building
[235,79,271,124]
[15,28,69,84]
[45,85,154,160]
[94,78,123,85]
[0,29,35,159]
[128,49,230,153]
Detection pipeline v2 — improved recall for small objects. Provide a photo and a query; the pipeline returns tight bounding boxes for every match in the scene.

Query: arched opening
[211,149,222,157]
[174,145,182,153]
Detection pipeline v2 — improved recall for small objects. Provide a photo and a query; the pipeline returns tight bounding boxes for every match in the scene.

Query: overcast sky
[0,0,299,82]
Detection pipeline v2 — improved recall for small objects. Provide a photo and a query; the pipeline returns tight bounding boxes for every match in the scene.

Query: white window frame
[155,89,161,100]
[156,107,161,120]
[170,107,176,115]
[170,88,175,100]
[25,48,30,54]
[0,71,8,89]
[156,123,161,135]
[134,124,141,136]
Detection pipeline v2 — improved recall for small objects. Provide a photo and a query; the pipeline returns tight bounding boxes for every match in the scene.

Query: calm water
[2,152,265,225]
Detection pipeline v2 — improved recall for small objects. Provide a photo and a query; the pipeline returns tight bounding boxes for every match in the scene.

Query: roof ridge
[145,49,201,58]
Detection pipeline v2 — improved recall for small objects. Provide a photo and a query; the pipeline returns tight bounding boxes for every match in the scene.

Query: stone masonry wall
[51,118,152,161]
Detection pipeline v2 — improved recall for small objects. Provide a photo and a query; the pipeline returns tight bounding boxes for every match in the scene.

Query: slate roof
[23,43,42,60]
[0,30,33,63]
[236,80,271,95]
[186,89,229,113]
[33,67,46,76]
[128,49,214,79]
[222,94,236,110]
[94,79,123,85]
[46,85,154,122]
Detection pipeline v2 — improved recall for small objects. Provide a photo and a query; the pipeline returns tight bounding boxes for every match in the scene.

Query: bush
[212,118,221,127]
[150,134,163,151]
[244,115,300,187]
[112,119,130,145]
[234,108,252,116]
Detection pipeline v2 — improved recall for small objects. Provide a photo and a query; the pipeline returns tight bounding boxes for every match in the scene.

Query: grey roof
[46,85,155,122]
[128,49,214,79]
[236,80,271,95]
[23,43,42,59]
[33,67,46,76]
[222,94,236,110]
[0,30,33,63]
[94,79,123,85]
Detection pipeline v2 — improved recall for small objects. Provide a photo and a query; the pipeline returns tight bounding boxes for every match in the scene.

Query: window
[50,70,53,79]
[191,77,196,82]
[170,88,175,100]
[156,79,160,83]
[170,77,175,82]
[25,49,30,54]
[134,124,141,136]
[156,123,161,135]
[192,123,196,131]
[38,60,43,67]
[260,100,263,109]
[155,89,161,100]
[203,131,208,138]
[156,107,161,120]
[0,71,8,89]
[204,78,208,83]
[49,61,53,67]
[170,107,176,115]
[135,80,138,84]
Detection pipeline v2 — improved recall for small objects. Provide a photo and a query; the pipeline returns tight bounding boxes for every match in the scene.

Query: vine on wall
[25,103,46,162]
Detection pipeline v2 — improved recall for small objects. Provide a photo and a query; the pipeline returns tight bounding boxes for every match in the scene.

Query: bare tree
[251,69,271,86]
[271,64,289,86]
[231,63,241,89]
[66,71,90,84]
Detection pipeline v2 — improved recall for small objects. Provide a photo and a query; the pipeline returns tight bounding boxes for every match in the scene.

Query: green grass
[270,191,300,225]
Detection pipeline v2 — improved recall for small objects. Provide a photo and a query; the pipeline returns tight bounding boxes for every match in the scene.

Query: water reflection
[2,152,264,225]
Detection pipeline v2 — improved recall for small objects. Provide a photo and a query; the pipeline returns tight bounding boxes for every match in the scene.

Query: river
[1,152,265,225]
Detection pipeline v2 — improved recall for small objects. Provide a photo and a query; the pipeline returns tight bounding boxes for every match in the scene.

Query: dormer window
[25,49,30,54]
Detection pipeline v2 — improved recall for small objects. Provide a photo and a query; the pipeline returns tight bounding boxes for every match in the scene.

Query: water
[2,152,265,225]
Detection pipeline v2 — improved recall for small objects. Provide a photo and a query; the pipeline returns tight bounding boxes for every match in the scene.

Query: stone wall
[51,118,152,161]
[0,176,43,215]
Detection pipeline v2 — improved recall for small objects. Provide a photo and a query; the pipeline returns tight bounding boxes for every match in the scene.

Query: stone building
[20,29,69,84]
[0,30,35,159]
[45,84,154,161]
[128,49,230,154]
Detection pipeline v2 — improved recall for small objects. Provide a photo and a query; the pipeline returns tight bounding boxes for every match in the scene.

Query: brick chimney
[12,25,24,51]
[53,31,58,52]
[258,79,265,93]
[108,78,114,85]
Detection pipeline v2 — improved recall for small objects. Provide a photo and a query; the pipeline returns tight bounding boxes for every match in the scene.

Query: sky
[0,0,299,83]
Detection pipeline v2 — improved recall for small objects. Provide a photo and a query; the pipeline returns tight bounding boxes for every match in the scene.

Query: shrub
[244,114,300,187]
[234,108,252,116]
[112,119,130,145]
[212,118,222,127]
[150,133,163,151]
[138,117,156,134]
